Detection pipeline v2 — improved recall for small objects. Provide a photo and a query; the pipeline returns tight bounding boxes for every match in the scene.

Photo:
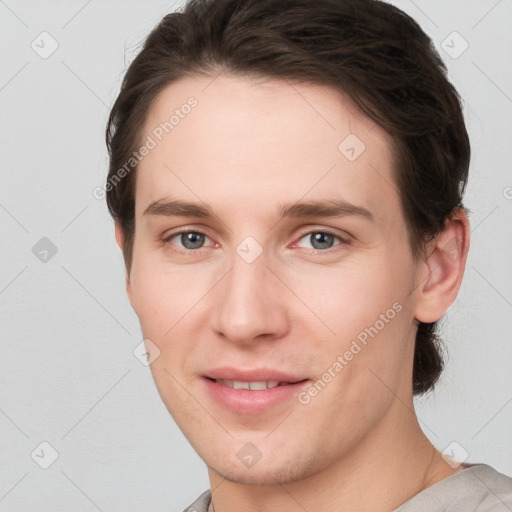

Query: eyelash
[161,230,216,255]
[161,228,350,254]
[293,228,350,253]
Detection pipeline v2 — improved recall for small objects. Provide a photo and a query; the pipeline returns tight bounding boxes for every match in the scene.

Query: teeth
[248,381,266,390]
[216,379,283,390]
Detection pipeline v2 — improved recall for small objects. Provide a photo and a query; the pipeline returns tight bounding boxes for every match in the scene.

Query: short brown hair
[105,0,470,395]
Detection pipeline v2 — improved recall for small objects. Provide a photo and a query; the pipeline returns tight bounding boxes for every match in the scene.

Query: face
[125,74,423,485]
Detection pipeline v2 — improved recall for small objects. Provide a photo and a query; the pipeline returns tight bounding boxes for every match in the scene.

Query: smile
[213,379,293,390]
[203,370,310,414]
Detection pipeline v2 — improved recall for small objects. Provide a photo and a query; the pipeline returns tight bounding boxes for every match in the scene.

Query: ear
[114,219,133,305]
[413,209,470,323]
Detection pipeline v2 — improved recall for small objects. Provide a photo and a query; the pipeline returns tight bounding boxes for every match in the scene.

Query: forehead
[136,74,400,223]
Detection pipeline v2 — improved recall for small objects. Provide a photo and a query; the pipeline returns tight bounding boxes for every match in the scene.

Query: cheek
[284,256,411,338]
[128,261,210,409]
[291,264,414,430]
[129,256,204,342]
[128,252,226,388]
[282,251,416,397]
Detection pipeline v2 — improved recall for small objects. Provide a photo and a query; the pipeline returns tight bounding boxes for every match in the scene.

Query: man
[105,0,512,510]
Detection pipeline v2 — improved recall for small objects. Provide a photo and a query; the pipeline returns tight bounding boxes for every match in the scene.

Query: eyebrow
[279,199,373,220]
[143,199,211,218]
[143,198,373,221]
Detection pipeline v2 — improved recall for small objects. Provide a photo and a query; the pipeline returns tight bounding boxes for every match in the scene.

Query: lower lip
[203,378,310,415]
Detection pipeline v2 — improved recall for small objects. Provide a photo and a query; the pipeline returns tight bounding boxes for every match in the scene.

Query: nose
[211,254,290,346]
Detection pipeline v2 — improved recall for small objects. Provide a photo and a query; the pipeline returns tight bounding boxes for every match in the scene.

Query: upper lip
[204,367,307,383]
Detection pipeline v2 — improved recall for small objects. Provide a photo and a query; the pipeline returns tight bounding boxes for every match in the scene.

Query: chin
[212,465,300,486]
[207,450,321,486]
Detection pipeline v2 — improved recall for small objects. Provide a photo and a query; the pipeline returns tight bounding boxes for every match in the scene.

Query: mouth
[207,378,302,390]
[202,369,310,414]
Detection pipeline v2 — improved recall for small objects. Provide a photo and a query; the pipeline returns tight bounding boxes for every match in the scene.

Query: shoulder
[179,466,512,512]
[181,489,212,512]
[396,464,512,512]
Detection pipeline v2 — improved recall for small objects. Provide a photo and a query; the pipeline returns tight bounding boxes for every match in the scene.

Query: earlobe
[114,219,125,251]
[413,209,470,323]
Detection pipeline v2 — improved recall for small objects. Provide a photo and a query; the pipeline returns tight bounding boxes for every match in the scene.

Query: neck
[207,398,462,512]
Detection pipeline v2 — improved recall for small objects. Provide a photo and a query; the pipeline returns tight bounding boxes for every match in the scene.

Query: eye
[295,231,343,250]
[165,231,212,250]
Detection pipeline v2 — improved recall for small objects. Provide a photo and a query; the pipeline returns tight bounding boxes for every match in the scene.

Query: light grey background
[1,1,511,511]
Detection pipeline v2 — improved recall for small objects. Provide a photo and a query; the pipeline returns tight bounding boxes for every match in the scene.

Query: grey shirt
[182,464,512,511]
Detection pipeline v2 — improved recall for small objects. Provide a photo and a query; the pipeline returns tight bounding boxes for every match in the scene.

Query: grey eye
[179,232,205,249]
[308,232,336,250]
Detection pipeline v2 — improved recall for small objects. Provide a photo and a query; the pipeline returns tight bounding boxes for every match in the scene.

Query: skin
[115,74,470,511]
